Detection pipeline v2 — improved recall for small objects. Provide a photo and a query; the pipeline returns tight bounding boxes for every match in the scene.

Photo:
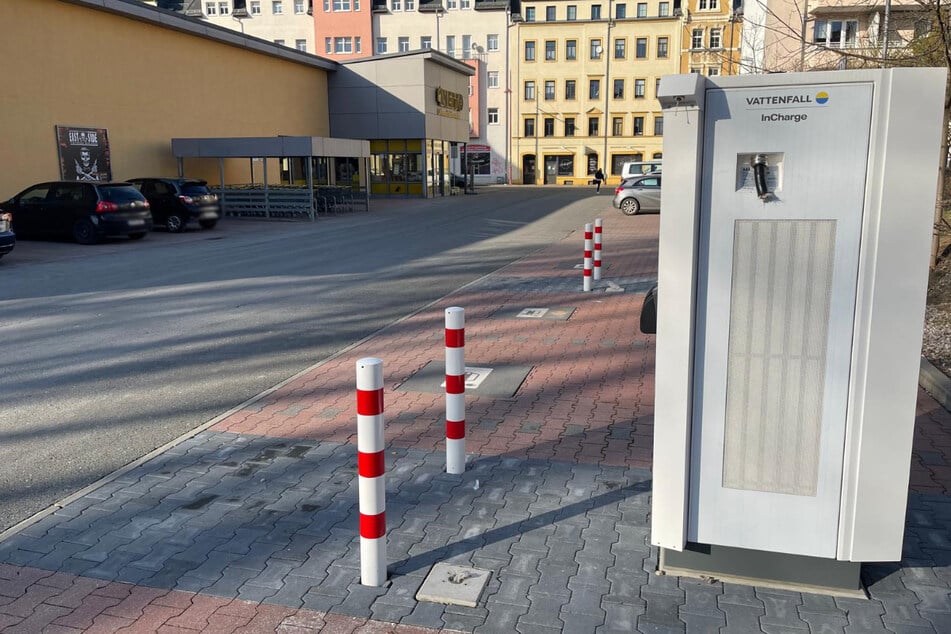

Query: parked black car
[3,181,152,245]
[127,178,220,232]
[0,211,15,260]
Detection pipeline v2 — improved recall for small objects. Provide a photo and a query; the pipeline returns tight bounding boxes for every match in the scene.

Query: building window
[376,37,387,54]
[591,4,601,19]
[276,39,286,46]
[637,2,646,17]
[488,71,499,88]
[391,0,400,8]
[659,1,669,16]
[565,118,575,136]
[616,3,626,18]
[657,37,669,58]
[421,36,432,49]
[334,37,353,53]
[654,116,664,135]
[405,0,413,8]
[525,118,536,136]
[272,1,282,14]
[488,108,499,124]
[635,78,646,98]
[634,116,644,135]
[708,67,720,76]
[613,117,624,136]
[565,79,576,99]
[566,40,577,60]
[355,36,362,53]
[546,5,556,20]
[699,0,718,8]
[544,80,556,99]
[251,1,261,15]
[525,41,536,61]
[219,1,229,14]
[656,77,661,95]
[544,118,555,136]
[462,34,472,58]
[446,35,455,57]
[590,39,602,59]
[333,0,350,10]
[614,38,626,58]
[324,37,331,53]
[636,37,647,58]
[525,80,536,100]
[545,40,557,60]
[296,39,307,51]
[447,0,456,7]
[588,117,600,136]
[487,34,499,51]
[205,2,217,15]
[567,5,577,20]
[814,20,858,48]
[589,79,600,99]
[613,79,624,98]
[398,36,410,51]
[295,0,306,12]
[323,0,330,9]
[525,6,535,21]
[461,0,470,8]
[692,29,703,49]
[710,28,722,49]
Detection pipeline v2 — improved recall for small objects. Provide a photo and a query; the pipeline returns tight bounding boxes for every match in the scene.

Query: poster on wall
[55,126,112,181]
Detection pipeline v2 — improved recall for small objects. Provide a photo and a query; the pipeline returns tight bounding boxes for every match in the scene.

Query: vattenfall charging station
[651,68,947,595]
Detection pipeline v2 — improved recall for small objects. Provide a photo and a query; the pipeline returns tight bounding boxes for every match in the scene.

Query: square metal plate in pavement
[396,360,532,399]
[491,306,576,321]
[416,563,491,607]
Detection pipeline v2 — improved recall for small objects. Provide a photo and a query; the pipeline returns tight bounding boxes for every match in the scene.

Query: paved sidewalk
[1,209,950,633]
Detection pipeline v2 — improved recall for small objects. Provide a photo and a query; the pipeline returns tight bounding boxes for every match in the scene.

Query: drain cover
[416,563,491,607]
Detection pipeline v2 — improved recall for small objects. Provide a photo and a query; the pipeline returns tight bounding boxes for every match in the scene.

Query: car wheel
[73,219,97,245]
[128,232,147,240]
[198,219,217,230]
[620,198,640,216]
[165,214,186,233]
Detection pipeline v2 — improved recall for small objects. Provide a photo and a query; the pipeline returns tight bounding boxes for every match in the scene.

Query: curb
[920,355,951,412]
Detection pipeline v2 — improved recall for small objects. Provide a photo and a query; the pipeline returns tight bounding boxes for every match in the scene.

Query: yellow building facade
[511,0,682,186]
[680,0,743,75]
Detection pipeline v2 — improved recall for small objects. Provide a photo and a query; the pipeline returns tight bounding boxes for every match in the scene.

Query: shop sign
[55,125,112,182]
[436,86,465,119]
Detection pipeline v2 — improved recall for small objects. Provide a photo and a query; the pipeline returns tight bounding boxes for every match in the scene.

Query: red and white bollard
[445,307,466,474]
[583,223,593,292]
[593,218,603,281]
[356,357,386,586]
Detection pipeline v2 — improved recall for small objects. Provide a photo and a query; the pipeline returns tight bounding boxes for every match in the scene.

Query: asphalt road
[0,187,611,533]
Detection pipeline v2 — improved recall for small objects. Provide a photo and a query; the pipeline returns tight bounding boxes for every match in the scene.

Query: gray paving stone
[599,601,646,633]
[519,594,568,629]
[760,615,809,632]
[515,623,563,634]
[563,583,607,618]
[570,556,613,592]
[300,591,345,614]
[475,602,529,634]
[330,582,388,619]
[679,578,722,617]
[443,611,489,632]
[639,587,686,632]
[798,611,849,634]
[919,608,951,634]
[485,573,534,609]
[400,599,448,630]
[202,564,261,596]
[680,612,725,632]
[561,612,606,633]
[370,601,416,624]
[237,582,280,603]
[718,598,766,634]
[881,599,941,632]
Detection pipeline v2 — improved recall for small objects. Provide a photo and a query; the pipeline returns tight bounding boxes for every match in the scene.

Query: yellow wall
[1,0,331,196]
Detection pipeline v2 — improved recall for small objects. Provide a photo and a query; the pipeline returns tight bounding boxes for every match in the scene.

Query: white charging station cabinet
[651,68,946,593]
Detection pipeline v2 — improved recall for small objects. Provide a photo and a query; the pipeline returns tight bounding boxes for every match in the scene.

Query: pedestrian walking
[594,167,605,193]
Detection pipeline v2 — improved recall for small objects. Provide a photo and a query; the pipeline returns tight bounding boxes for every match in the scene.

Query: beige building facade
[511,0,681,185]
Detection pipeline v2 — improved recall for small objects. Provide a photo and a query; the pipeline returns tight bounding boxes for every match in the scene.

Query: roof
[171,136,371,159]
[341,49,476,75]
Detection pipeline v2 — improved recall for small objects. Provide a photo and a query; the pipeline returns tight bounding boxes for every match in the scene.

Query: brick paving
[0,208,950,632]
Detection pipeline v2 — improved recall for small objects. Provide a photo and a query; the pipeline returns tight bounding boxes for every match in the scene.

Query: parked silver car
[612,174,662,215]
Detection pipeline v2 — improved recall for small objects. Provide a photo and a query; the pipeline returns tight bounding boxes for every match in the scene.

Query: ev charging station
[650,68,946,594]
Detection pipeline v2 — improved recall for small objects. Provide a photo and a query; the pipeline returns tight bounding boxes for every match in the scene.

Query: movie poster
[55,126,112,182]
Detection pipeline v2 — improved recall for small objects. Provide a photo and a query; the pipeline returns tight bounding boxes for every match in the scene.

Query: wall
[1,0,331,196]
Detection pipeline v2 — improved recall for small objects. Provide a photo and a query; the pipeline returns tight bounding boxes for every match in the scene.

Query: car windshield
[98,185,145,203]
[181,183,211,196]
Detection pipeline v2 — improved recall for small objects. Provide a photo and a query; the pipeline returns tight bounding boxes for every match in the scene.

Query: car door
[148,180,175,222]
[631,176,662,212]
[47,183,88,236]
[12,184,54,236]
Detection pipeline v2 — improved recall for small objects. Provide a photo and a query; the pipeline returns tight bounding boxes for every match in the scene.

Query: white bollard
[356,357,386,586]
[445,307,466,474]
[593,218,603,281]
[583,223,593,292]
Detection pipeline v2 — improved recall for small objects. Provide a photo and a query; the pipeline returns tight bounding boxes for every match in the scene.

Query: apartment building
[681,0,742,75]
[147,1,317,53]
[512,0,681,185]
[739,0,932,72]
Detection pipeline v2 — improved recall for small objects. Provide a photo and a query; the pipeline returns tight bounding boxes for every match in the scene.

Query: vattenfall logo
[745,91,830,106]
